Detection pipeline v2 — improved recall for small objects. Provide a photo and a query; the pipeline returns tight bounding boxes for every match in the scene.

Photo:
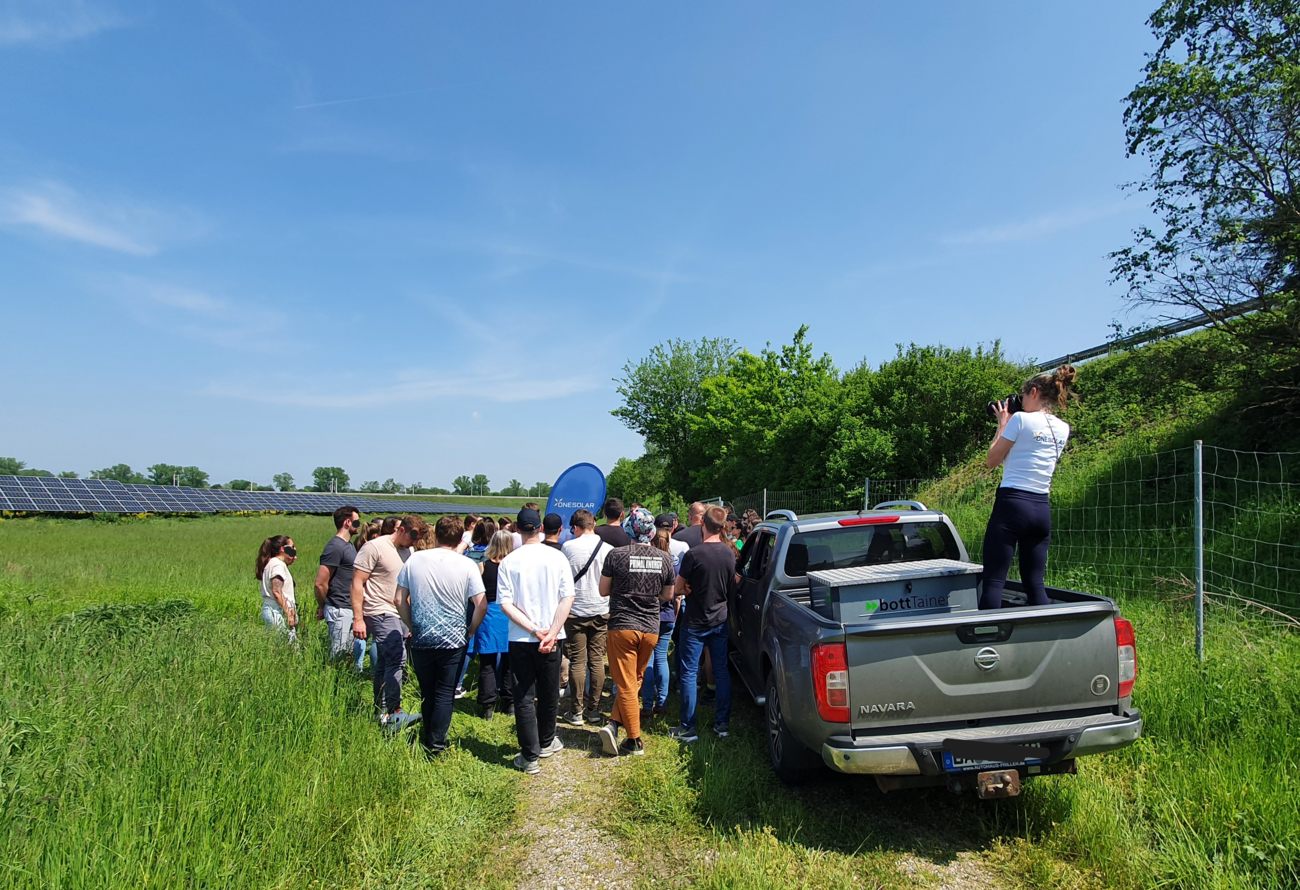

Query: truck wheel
[766,675,821,784]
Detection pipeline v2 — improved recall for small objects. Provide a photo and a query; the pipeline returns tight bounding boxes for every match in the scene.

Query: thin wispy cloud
[0,181,206,255]
[292,86,443,110]
[0,0,124,46]
[206,370,601,410]
[941,203,1127,246]
[111,276,289,351]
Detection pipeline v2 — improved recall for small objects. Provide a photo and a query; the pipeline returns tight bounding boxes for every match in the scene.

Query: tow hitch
[976,769,1021,799]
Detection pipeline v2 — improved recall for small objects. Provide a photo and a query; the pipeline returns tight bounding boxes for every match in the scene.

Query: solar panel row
[0,476,509,516]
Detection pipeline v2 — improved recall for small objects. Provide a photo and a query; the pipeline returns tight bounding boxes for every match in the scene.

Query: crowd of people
[253,497,757,771]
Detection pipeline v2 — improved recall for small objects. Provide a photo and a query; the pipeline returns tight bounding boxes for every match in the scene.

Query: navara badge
[974,647,1000,671]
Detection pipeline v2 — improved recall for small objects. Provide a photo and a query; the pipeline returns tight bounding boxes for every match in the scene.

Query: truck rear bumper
[822,711,1142,775]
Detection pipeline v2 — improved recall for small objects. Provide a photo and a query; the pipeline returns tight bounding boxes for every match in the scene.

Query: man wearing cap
[642,513,687,719]
[597,507,675,757]
[497,507,576,774]
[542,512,564,551]
[559,509,611,726]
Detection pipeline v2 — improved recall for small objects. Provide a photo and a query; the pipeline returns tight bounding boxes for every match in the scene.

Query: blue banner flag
[546,463,606,544]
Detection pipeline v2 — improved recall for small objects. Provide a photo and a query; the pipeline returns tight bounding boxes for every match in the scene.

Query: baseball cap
[516,507,541,532]
[654,512,677,529]
[543,512,563,533]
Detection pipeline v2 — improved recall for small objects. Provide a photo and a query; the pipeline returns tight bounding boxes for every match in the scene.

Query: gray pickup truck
[728,503,1141,797]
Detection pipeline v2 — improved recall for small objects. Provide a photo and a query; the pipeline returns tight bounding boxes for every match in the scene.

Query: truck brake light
[810,642,850,723]
[1115,617,1137,698]
[838,515,900,526]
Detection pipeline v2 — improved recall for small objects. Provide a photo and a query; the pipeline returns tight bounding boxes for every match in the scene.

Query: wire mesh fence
[729,445,1300,630]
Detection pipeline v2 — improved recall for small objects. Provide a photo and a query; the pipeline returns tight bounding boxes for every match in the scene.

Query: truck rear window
[783,522,962,576]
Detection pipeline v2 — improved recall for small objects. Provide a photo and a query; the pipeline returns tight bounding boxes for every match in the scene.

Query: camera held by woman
[980,364,1077,610]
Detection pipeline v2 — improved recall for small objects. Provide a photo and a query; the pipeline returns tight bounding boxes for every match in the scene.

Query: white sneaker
[539,737,564,758]
[513,753,540,775]
[599,722,619,756]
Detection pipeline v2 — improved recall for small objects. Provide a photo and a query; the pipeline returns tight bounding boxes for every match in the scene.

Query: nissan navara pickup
[728,502,1141,797]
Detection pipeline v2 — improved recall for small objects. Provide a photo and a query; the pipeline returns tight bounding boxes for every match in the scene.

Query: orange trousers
[606,628,658,739]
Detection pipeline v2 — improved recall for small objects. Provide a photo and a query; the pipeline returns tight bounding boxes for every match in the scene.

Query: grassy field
[3,509,1298,889]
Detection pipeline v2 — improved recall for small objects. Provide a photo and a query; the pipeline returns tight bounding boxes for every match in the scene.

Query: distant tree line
[1,457,553,498]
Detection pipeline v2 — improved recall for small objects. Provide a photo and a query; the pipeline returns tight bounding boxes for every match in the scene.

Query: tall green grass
[0,514,524,890]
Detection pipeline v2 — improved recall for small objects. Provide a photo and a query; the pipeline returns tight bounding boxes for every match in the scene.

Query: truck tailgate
[846,602,1119,732]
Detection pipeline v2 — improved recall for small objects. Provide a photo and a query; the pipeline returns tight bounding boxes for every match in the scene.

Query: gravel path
[511,722,637,890]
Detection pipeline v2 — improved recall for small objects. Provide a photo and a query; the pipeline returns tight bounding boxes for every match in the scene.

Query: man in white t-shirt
[497,507,575,773]
[396,515,487,756]
[352,515,426,734]
[559,509,611,726]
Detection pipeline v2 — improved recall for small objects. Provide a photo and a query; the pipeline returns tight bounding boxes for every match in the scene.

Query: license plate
[942,752,1039,773]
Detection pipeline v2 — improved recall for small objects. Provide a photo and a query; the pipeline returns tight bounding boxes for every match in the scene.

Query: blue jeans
[678,623,730,731]
[642,621,673,710]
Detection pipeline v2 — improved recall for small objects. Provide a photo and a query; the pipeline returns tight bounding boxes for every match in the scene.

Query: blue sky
[1,1,1162,490]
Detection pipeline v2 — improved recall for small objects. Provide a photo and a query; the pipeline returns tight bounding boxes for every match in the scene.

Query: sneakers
[513,753,540,775]
[599,722,620,756]
[582,708,603,724]
[380,710,422,736]
[538,737,564,758]
[618,736,645,756]
[453,686,468,700]
[562,711,585,726]
[713,724,729,738]
[669,725,699,743]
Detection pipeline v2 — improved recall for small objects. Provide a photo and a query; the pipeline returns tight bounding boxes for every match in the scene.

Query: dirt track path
[510,723,637,890]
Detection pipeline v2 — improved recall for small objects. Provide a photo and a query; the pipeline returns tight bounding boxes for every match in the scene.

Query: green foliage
[90,464,145,484]
[380,478,401,494]
[0,457,23,475]
[613,335,739,494]
[358,480,380,493]
[227,479,252,491]
[528,481,551,498]
[472,474,490,495]
[499,479,526,496]
[310,466,348,492]
[452,475,473,495]
[146,463,182,485]
[272,472,294,491]
[1113,0,1300,394]
[56,471,77,479]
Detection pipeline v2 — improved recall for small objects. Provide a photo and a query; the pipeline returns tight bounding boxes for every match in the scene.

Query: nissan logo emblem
[974,647,1000,671]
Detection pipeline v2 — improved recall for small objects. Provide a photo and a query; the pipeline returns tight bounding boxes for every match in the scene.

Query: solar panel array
[0,476,509,516]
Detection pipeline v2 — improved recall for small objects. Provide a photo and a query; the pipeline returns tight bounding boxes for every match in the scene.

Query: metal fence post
[1194,440,1205,662]
[864,478,870,511]
[762,488,767,517]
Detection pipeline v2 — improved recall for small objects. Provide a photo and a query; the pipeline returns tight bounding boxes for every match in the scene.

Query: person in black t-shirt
[594,497,632,548]
[672,501,706,549]
[670,505,735,743]
[316,505,365,672]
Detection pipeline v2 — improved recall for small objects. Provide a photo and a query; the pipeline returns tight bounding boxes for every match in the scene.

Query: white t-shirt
[511,531,524,550]
[260,556,295,612]
[561,533,611,619]
[396,548,486,649]
[999,411,1070,494]
[668,537,689,573]
[497,541,576,643]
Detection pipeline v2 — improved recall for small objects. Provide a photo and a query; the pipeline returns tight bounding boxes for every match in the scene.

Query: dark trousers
[364,614,406,714]
[509,640,562,762]
[477,651,512,708]
[981,487,1052,609]
[408,645,464,754]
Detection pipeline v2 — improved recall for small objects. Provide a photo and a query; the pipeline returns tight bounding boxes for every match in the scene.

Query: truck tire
[765,674,822,784]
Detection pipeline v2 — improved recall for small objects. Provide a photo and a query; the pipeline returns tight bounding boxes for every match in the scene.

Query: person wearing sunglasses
[316,505,365,671]
[256,534,299,640]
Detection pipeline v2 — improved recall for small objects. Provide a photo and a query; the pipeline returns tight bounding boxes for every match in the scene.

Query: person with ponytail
[980,364,1077,610]
[256,534,299,637]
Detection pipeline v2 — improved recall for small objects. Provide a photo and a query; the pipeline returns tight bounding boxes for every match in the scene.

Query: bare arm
[395,584,412,630]
[659,583,674,603]
[499,602,538,636]
[351,569,370,639]
[987,403,1014,469]
[599,576,612,598]
[314,565,334,606]
[467,593,487,636]
[538,596,574,654]
[271,576,295,626]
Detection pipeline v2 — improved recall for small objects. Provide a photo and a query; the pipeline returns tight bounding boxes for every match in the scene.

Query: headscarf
[622,507,656,544]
